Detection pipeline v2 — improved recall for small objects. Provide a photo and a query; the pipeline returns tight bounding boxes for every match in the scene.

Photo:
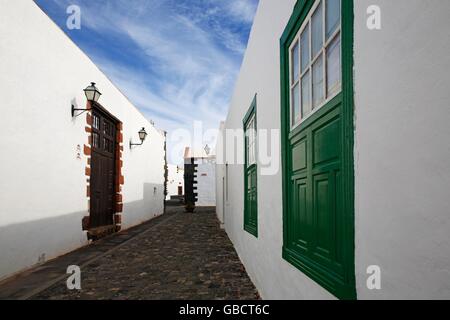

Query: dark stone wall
[184,158,198,205]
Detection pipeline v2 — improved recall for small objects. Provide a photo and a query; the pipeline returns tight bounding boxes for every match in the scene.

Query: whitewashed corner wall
[217,0,450,299]
[194,159,216,207]
[0,1,164,280]
[215,122,225,225]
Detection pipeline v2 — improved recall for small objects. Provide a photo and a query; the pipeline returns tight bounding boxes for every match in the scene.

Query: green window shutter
[243,96,258,237]
[280,0,356,300]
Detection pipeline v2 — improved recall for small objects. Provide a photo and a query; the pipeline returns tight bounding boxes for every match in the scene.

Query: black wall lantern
[72,82,102,117]
[130,127,148,148]
[84,82,102,102]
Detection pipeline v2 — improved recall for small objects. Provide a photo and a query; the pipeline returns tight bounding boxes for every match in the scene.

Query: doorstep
[87,225,117,241]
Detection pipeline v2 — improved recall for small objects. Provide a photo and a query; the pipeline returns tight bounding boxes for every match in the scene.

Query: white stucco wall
[216,0,450,300]
[217,0,334,300]
[215,122,225,225]
[354,0,450,299]
[0,1,164,280]
[195,158,216,207]
[166,164,184,200]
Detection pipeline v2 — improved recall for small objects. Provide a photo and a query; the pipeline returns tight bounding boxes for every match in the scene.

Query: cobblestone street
[0,205,259,300]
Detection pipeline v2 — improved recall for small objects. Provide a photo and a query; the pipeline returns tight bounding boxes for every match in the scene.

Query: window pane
[326,0,340,40]
[300,25,310,73]
[93,115,100,130]
[312,54,324,108]
[292,83,300,125]
[326,34,341,96]
[311,1,323,58]
[301,71,311,118]
[252,138,256,165]
[250,129,256,165]
[292,41,299,83]
[104,120,113,136]
[246,134,250,165]
[93,133,99,148]
[246,116,257,166]
[246,116,252,132]
[246,130,250,165]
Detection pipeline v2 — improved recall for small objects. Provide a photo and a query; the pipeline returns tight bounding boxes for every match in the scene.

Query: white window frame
[289,0,342,130]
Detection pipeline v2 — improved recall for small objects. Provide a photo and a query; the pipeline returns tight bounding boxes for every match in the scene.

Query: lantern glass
[85,89,95,101]
[84,82,101,102]
[93,90,101,102]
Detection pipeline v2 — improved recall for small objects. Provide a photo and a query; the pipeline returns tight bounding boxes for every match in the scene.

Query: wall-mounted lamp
[72,82,102,117]
[130,127,148,148]
[204,144,211,156]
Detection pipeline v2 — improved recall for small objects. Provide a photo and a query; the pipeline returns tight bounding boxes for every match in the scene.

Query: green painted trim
[279,0,356,300]
[341,0,356,299]
[243,95,258,238]
[243,94,257,126]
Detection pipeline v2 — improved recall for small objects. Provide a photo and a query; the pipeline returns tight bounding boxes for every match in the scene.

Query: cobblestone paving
[34,206,259,300]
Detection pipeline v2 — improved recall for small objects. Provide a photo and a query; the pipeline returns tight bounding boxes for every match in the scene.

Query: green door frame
[280,0,356,299]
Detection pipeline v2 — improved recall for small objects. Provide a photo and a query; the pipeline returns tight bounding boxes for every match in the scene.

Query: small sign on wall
[76,144,82,160]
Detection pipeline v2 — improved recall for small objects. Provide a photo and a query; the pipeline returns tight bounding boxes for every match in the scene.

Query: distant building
[184,148,216,207]
[166,164,184,200]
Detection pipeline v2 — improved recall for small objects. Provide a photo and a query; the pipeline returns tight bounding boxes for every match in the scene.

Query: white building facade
[194,157,217,207]
[166,164,184,200]
[184,148,216,208]
[215,0,450,299]
[0,1,165,281]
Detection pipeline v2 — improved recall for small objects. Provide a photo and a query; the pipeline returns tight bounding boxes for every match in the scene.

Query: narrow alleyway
[0,205,259,300]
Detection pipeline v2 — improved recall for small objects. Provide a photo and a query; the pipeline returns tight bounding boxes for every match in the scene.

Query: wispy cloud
[226,0,259,23]
[36,0,258,163]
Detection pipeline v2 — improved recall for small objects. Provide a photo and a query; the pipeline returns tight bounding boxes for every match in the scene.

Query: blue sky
[35,0,258,163]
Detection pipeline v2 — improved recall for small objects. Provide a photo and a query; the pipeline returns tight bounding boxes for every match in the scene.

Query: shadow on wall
[0,183,165,282]
[122,183,165,229]
[0,210,88,282]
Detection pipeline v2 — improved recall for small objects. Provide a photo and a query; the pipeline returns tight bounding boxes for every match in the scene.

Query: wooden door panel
[292,139,307,172]
[312,117,341,166]
[313,173,332,260]
[245,165,258,234]
[90,109,116,229]
[292,178,308,252]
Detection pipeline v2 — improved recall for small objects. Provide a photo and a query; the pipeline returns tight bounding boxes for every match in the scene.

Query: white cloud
[226,0,259,23]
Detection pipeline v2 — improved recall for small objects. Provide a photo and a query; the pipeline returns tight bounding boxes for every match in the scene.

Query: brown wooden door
[90,108,116,228]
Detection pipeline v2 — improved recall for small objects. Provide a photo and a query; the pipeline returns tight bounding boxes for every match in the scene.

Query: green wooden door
[245,165,258,235]
[280,0,355,299]
[244,98,258,237]
[287,96,346,279]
